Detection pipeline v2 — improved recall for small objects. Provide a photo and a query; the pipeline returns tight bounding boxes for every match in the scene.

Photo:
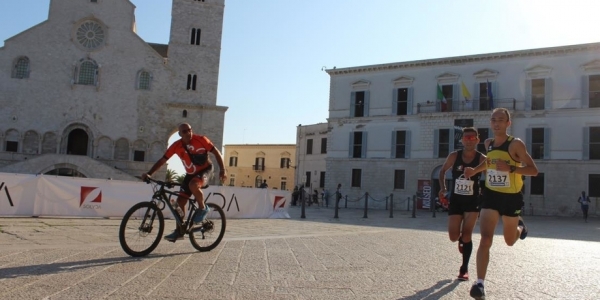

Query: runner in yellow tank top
[485,135,524,194]
[463,108,539,300]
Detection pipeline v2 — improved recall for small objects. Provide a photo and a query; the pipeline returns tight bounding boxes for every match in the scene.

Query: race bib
[487,169,511,187]
[454,175,474,196]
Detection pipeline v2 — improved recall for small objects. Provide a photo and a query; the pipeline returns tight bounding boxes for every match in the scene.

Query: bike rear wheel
[119,201,164,257]
[189,202,226,252]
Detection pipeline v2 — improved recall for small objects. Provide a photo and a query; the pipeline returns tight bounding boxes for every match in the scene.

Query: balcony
[416,98,517,113]
[253,165,265,171]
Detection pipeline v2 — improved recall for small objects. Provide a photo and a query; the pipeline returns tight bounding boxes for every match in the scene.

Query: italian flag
[437,84,447,103]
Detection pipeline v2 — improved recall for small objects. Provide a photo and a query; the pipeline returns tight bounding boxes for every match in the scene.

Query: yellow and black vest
[485,136,523,194]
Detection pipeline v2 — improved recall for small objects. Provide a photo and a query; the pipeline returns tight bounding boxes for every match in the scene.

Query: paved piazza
[0,206,598,299]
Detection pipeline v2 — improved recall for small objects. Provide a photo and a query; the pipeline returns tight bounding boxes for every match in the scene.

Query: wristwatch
[509,165,516,173]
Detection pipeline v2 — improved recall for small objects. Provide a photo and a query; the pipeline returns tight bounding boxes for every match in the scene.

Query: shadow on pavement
[0,251,196,279]
[397,279,461,300]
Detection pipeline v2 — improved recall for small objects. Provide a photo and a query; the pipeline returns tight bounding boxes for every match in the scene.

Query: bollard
[389,193,394,218]
[363,193,369,218]
[334,190,339,219]
[412,195,416,218]
[432,202,436,218]
[301,188,306,219]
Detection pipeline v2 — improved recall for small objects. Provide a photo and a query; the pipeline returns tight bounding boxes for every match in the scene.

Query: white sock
[477,279,484,285]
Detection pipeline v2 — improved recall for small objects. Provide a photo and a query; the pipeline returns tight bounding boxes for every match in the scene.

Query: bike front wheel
[119,201,164,257]
[189,202,226,252]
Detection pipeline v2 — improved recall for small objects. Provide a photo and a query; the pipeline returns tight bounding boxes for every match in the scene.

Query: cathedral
[0,0,227,181]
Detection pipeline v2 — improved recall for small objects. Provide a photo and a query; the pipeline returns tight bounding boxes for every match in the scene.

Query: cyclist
[142,123,227,242]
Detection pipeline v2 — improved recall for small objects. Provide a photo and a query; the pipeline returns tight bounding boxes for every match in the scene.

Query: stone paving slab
[0,206,599,299]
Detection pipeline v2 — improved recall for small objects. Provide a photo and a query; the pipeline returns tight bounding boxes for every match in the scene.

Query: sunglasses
[462,135,478,141]
[180,128,192,134]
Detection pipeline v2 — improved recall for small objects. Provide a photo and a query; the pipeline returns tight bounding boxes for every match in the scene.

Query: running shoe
[469,282,485,300]
[163,230,184,242]
[457,266,469,281]
[518,217,528,240]
[193,205,210,224]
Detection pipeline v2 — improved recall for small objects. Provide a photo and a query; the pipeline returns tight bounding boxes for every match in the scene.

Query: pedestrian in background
[578,191,590,223]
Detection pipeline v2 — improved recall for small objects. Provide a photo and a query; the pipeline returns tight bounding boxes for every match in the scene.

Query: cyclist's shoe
[469,282,485,300]
[457,266,469,281]
[518,217,528,240]
[163,230,184,242]
[458,236,464,254]
[193,206,210,224]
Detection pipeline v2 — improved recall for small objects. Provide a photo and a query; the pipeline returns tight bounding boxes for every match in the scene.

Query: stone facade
[319,43,600,216]
[295,123,328,191]
[223,144,295,190]
[0,0,227,181]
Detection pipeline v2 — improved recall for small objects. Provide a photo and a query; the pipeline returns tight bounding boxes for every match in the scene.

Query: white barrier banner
[0,173,290,219]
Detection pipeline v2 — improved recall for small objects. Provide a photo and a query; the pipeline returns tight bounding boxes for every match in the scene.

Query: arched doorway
[44,168,87,178]
[431,165,453,198]
[67,129,89,155]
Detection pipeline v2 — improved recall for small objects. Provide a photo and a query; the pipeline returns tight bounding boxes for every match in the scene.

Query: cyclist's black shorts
[180,165,213,196]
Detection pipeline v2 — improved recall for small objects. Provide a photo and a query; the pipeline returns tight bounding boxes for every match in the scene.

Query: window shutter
[525,79,532,111]
[543,127,550,159]
[433,129,439,158]
[407,87,414,115]
[583,127,590,160]
[525,128,532,154]
[405,130,412,159]
[474,83,480,111]
[391,131,397,158]
[350,92,356,117]
[392,89,398,115]
[348,132,354,158]
[493,81,499,104]
[364,91,370,117]
[452,84,459,106]
[448,127,455,153]
[544,78,553,109]
[361,131,368,158]
[582,75,589,109]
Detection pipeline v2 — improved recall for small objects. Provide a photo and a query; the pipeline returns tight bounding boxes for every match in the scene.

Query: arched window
[137,70,151,90]
[75,59,99,86]
[187,74,197,90]
[183,109,188,118]
[190,28,201,45]
[13,57,30,79]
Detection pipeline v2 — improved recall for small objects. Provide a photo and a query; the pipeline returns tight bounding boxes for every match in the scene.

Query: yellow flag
[461,81,471,100]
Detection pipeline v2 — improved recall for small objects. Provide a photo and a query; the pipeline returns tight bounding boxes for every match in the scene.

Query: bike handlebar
[143,176,181,189]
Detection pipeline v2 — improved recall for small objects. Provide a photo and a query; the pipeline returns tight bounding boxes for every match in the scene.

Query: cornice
[326,42,600,76]
[165,103,228,112]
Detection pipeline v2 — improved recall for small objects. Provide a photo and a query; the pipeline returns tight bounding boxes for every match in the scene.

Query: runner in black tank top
[438,127,486,282]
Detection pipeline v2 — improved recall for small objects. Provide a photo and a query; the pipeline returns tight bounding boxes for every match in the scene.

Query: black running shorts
[448,195,480,215]
[479,186,524,217]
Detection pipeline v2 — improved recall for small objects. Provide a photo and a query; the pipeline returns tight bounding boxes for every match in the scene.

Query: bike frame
[148,179,199,234]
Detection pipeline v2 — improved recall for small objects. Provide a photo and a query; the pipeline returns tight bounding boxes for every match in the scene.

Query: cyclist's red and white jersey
[164,134,214,174]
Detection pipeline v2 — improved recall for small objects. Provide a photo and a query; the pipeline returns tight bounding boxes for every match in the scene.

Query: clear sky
[1,0,599,175]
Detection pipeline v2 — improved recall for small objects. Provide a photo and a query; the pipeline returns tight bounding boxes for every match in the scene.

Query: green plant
[165,169,177,182]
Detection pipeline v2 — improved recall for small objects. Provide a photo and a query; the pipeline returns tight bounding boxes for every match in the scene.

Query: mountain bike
[119,177,226,257]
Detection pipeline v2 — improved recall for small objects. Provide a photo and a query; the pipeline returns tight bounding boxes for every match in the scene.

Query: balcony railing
[253,165,265,171]
[416,98,517,113]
